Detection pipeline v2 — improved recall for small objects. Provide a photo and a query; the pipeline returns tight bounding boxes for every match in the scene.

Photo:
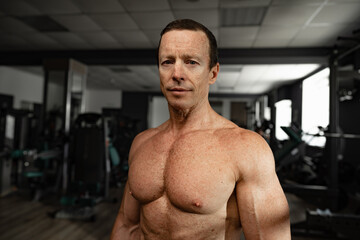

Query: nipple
[193,201,202,208]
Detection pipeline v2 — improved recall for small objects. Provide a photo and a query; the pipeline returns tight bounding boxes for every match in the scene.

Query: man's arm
[235,132,290,239]
[111,132,149,240]
[110,182,141,240]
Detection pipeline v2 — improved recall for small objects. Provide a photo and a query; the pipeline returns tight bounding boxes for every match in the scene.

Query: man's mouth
[169,87,189,92]
[166,87,191,96]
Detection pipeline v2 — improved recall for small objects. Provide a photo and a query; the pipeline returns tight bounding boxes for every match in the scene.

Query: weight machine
[287,31,360,240]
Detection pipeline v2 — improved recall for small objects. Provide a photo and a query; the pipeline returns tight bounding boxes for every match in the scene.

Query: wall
[0,66,43,108]
[148,96,169,128]
[0,66,122,115]
[85,89,122,113]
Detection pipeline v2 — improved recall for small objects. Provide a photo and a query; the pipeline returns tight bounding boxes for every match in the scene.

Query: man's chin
[168,99,191,111]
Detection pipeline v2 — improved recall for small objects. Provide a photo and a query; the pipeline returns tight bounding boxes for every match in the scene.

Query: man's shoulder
[130,122,170,150]
[219,127,274,180]
[230,128,272,159]
[215,126,263,147]
[132,127,161,147]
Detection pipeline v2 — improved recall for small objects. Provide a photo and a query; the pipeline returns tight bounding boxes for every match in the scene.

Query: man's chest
[128,133,236,214]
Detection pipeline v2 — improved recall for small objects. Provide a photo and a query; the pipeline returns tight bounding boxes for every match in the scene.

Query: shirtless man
[111,19,290,240]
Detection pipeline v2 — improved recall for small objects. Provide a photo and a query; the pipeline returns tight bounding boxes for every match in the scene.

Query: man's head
[157,19,220,112]
[157,19,218,70]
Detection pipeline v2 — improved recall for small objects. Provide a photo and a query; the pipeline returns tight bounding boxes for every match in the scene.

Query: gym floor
[0,188,319,240]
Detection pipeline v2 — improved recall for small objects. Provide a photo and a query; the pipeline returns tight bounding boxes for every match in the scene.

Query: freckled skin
[111,29,291,240]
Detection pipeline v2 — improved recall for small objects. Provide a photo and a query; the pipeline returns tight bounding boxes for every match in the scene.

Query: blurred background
[0,0,360,239]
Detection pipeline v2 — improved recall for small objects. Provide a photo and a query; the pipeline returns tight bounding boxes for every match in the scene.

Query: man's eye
[162,60,172,65]
[187,60,197,65]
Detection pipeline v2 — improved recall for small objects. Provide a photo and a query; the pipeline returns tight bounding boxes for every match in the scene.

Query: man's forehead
[159,30,209,52]
[162,29,207,40]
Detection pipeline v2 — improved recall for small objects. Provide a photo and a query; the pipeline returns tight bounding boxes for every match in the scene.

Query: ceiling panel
[174,9,219,28]
[220,0,271,8]
[311,3,360,24]
[258,64,320,82]
[127,65,160,83]
[26,0,81,15]
[21,33,65,50]
[253,38,292,47]
[46,32,93,49]
[290,24,355,47]
[263,5,318,26]
[219,26,258,47]
[142,29,162,46]
[76,32,122,49]
[329,0,360,3]
[238,65,268,83]
[0,0,42,16]
[220,64,243,72]
[289,37,331,47]
[131,11,175,30]
[257,25,299,39]
[89,13,139,30]
[217,72,241,87]
[119,0,170,12]
[219,39,254,48]
[0,17,37,33]
[272,0,324,5]
[73,0,125,13]
[0,34,31,50]
[116,72,146,90]
[220,26,259,40]
[234,81,255,92]
[254,25,300,47]
[51,15,102,32]
[170,0,219,10]
[110,31,153,48]
[248,82,274,93]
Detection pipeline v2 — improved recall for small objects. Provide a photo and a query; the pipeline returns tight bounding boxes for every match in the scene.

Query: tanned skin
[111,29,290,240]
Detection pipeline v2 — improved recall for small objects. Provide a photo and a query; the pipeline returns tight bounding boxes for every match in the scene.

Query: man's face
[158,30,219,111]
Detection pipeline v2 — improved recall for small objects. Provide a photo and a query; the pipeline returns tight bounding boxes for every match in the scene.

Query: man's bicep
[120,182,141,224]
[236,171,290,239]
[235,136,290,239]
[111,182,140,239]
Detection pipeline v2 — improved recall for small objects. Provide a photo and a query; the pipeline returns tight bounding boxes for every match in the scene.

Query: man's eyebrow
[159,54,202,61]
[159,54,175,60]
[182,54,201,61]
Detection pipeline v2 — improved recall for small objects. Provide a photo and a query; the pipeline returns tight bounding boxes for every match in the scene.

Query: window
[275,99,292,141]
[302,68,329,147]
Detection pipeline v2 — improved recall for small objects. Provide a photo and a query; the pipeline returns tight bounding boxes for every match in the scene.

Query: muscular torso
[128,126,243,240]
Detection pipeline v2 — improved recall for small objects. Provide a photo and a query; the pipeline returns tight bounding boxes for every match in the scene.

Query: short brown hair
[157,19,218,69]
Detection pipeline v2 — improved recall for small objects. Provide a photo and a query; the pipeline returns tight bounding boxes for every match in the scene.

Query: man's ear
[209,63,219,85]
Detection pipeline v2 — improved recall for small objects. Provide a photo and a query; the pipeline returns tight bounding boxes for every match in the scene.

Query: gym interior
[1,1,360,239]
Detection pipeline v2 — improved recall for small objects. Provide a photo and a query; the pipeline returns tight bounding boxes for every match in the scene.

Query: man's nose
[172,62,184,82]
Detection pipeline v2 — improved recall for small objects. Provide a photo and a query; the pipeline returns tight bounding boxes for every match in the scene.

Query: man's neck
[167,101,216,135]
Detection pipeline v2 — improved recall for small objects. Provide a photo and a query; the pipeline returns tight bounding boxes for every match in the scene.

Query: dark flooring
[0,187,332,240]
[0,188,122,240]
